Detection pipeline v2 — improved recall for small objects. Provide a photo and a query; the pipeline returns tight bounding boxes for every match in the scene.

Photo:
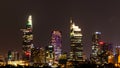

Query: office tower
[91,32,103,63]
[21,15,34,61]
[45,45,54,65]
[70,19,83,61]
[91,32,101,57]
[51,30,62,63]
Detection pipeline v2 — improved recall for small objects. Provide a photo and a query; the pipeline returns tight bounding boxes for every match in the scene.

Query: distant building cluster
[0,15,120,67]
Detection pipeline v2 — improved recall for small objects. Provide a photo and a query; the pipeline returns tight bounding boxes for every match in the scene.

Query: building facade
[91,32,103,63]
[21,15,34,61]
[45,45,54,65]
[70,19,83,61]
[51,30,62,63]
[91,32,101,57]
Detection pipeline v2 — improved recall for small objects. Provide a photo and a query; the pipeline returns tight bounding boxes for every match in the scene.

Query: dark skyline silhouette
[0,0,120,57]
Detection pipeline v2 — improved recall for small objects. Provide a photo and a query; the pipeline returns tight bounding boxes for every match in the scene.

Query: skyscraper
[70,19,83,61]
[45,45,54,65]
[91,32,102,63]
[51,30,62,63]
[21,15,34,61]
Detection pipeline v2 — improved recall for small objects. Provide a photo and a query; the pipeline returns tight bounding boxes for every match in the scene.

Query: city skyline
[0,0,120,58]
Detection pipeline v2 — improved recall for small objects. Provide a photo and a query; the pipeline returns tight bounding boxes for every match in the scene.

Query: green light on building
[26,15,32,28]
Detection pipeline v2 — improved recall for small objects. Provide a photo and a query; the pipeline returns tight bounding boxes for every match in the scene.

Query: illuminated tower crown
[26,15,32,29]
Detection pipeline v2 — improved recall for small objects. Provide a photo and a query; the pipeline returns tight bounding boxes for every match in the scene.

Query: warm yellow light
[118,55,120,63]
[108,55,114,63]
[73,33,82,36]
[115,63,120,67]
[7,60,29,66]
[73,28,81,31]
[72,23,81,31]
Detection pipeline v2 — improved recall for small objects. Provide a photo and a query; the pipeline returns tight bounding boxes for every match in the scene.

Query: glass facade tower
[91,32,101,63]
[51,30,62,62]
[21,15,34,61]
[70,19,83,61]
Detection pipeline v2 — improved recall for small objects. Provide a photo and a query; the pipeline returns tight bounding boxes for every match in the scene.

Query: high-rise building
[91,32,103,63]
[51,30,62,63]
[21,15,34,61]
[91,32,114,64]
[91,32,101,57]
[45,45,54,65]
[70,19,83,61]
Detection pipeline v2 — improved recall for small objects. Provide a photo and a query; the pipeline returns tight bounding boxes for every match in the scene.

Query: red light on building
[25,51,31,56]
[99,41,104,45]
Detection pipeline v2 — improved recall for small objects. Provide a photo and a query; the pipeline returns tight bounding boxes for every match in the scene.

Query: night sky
[0,0,120,58]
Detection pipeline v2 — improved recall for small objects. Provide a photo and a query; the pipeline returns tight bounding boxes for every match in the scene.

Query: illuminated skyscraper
[91,32,101,56]
[21,15,34,61]
[51,30,62,62]
[70,19,83,61]
[91,32,102,63]
[45,45,54,65]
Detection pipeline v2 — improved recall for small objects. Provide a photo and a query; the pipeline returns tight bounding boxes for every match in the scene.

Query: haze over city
[0,0,120,58]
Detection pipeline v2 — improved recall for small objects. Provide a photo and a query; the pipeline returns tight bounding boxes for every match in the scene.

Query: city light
[0,1,120,68]
[99,41,104,45]
[95,32,101,34]
[27,15,32,27]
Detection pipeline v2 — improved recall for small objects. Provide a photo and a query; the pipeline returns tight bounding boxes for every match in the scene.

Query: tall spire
[26,15,32,29]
